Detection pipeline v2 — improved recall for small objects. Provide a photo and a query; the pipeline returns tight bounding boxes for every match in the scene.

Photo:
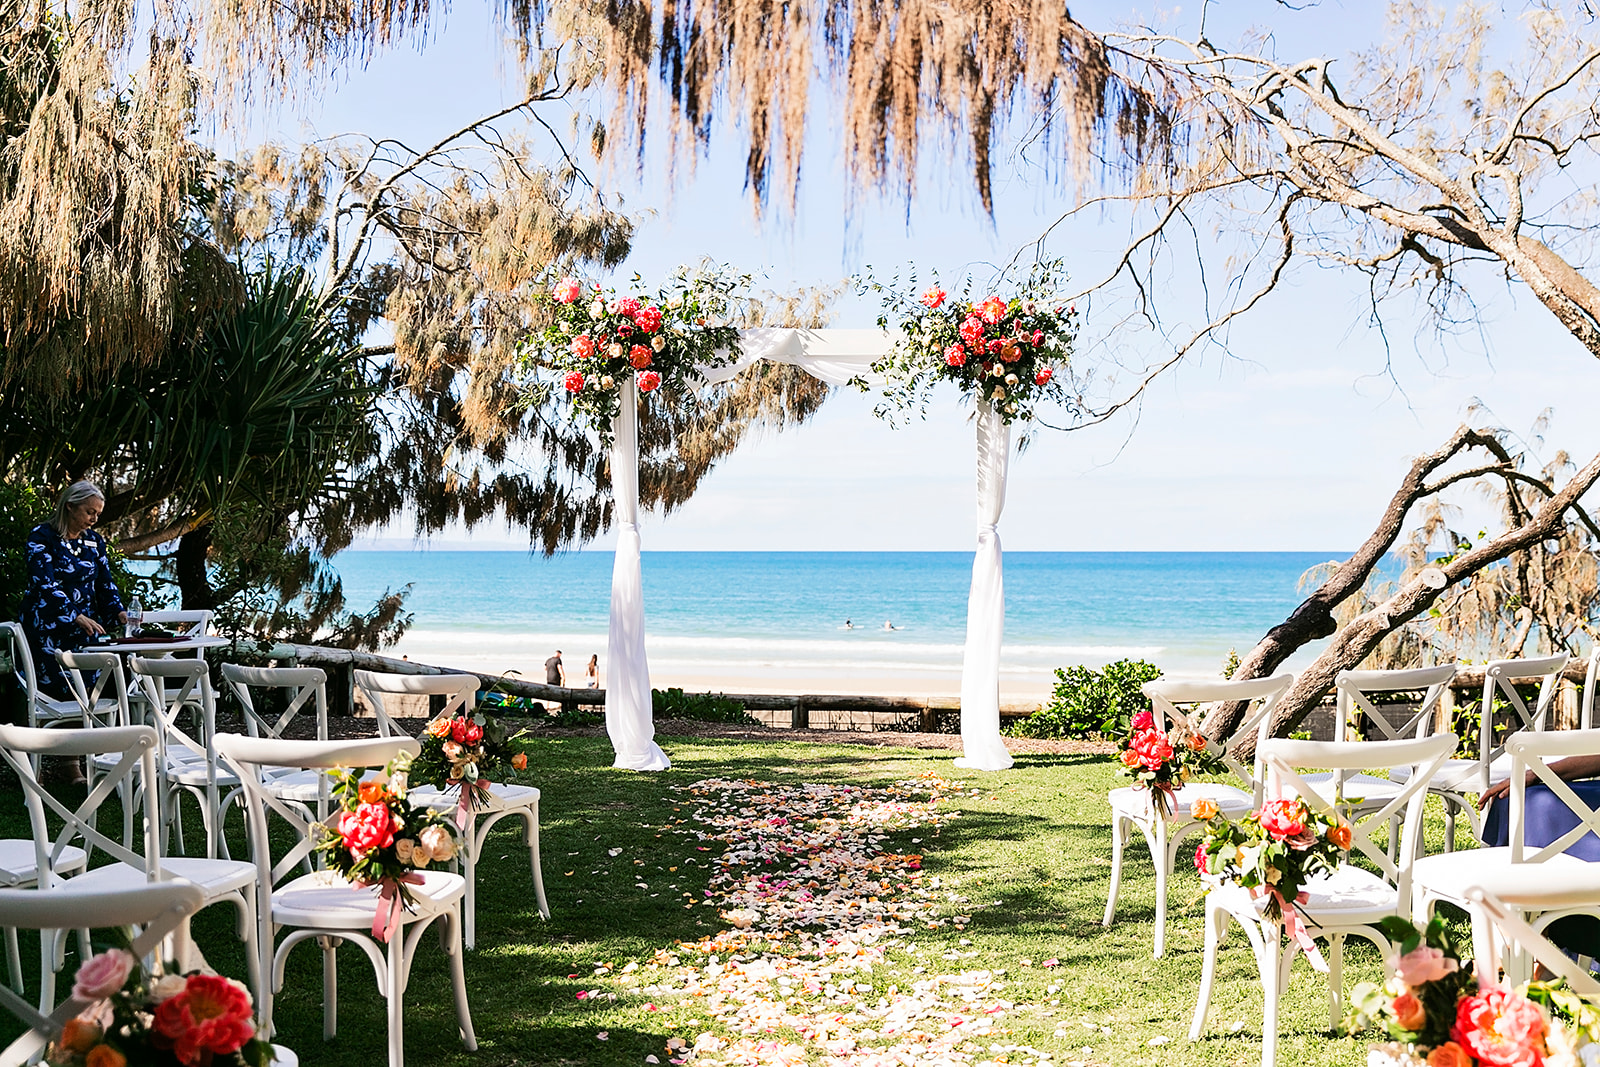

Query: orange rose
[511,753,527,771]
[86,1045,128,1067]
[59,1018,102,1053]
[1426,1041,1472,1067]
[1188,733,1207,752]
[1189,797,1219,821]
[426,717,452,738]
[358,781,389,805]
[1329,823,1353,850]
[1392,991,1426,1031]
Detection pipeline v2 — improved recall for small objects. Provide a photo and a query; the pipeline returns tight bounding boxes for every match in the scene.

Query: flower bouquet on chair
[1346,915,1600,1067]
[317,757,458,943]
[46,945,274,1067]
[1117,709,1226,817]
[410,711,530,829]
[1194,797,1350,968]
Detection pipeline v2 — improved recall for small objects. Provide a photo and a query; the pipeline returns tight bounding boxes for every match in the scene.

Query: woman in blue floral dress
[21,481,127,698]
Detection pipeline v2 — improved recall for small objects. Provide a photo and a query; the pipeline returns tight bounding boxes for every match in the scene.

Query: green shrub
[1008,658,1164,740]
[652,687,759,726]
[0,481,50,621]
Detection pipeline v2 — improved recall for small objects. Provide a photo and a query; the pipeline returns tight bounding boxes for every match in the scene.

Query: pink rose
[987,337,1005,355]
[629,344,653,369]
[563,371,585,392]
[633,305,663,332]
[1131,710,1154,731]
[339,802,398,857]
[944,344,966,367]
[615,320,634,337]
[977,296,1008,324]
[1451,988,1548,1067]
[1257,799,1307,841]
[569,334,595,360]
[552,277,582,304]
[637,370,662,392]
[72,949,134,1001]
[617,296,642,316]
[958,316,985,344]
[1035,367,1054,386]
[1031,329,1044,345]
[1395,944,1460,988]
[1194,843,1210,874]
[920,286,946,309]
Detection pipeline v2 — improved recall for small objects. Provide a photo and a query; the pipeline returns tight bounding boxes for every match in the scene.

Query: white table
[95,635,230,657]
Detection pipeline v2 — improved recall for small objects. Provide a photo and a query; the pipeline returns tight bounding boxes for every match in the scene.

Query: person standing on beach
[585,654,599,688]
[545,650,564,687]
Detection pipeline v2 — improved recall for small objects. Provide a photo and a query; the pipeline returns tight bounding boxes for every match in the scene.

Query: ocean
[331,551,1353,701]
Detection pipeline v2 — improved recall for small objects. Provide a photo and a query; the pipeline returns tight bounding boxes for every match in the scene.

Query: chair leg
[1102,816,1128,927]
[321,935,339,1041]
[1326,933,1345,1028]
[462,829,478,951]
[1190,899,1227,1041]
[446,905,478,1051]
[4,926,21,994]
[386,931,405,1067]
[1259,928,1287,1067]
[1443,801,1457,853]
[526,805,549,921]
[1151,824,1171,959]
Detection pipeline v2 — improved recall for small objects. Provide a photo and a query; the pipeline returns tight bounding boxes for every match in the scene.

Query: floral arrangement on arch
[859,261,1077,425]
[1118,707,1226,817]
[316,756,458,942]
[46,944,273,1067]
[529,268,744,437]
[410,710,529,829]
[1347,915,1600,1067]
[1195,794,1351,965]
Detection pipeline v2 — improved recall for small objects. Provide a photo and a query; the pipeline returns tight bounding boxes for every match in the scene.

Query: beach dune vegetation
[1009,658,1162,741]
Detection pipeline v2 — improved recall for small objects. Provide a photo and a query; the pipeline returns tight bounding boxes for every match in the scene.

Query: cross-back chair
[129,654,239,860]
[1465,875,1600,995]
[1189,732,1457,1067]
[1,622,82,734]
[1103,672,1293,958]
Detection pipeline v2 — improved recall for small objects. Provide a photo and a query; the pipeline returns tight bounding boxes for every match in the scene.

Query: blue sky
[230,1,1600,552]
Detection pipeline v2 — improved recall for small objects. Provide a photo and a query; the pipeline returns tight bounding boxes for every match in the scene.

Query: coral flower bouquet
[409,710,530,828]
[1118,708,1226,817]
[316,757,459,942]
[1346,915,1600,1067]
[45,945,274,1067]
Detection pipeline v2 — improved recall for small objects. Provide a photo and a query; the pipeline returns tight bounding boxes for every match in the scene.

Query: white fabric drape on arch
[601,327,1017,771]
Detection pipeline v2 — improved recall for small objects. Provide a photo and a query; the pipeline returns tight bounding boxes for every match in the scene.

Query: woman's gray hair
[52,480,105,533]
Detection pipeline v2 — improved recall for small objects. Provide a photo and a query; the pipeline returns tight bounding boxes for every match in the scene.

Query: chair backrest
[1504,728,1600,863]
[56,650,132,729]
[139,610,211,638]
[1465,881,1600,996]
[1333,664,1458,742]
[354,670,477,738]
[1142,673,1295,794]
[1582,644,1599,731]
[215,733,420,890]
[221,663,328,741]
[1471,654,1569,789]
[1260,733,1457,906]
[0,723,161,889]
[1,622,42,721]
[0,883,206,1067]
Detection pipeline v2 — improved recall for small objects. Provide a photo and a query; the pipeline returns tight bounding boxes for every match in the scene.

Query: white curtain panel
[605,375,672,771]
[953,399,1015,771]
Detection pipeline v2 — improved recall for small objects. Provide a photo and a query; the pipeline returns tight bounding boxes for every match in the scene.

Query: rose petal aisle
[591,773,1056,1067]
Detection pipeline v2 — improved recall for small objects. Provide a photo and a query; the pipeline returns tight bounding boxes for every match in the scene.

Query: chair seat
[410,782,541,813]
[1390,755,1514,792]
[163,761,241,788]
[1296,772,1405,805]
[271,869,466,930]
[1209,864,1399,926]
[71,856,256,897]
[1414,847,1591,904]
[0,840,86,885]
[33,697,84,724]
[1109,782,1253,820]
[261,768,332,802]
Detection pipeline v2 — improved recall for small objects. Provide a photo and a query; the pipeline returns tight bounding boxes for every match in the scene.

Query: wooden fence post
[791,697,809,730]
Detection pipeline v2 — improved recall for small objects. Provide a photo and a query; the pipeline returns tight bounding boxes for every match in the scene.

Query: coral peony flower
[1035,367,1054,386]
[449,717,483,745]
[153,974,257,1067]
[944,344,966,367]
[86,1046,127,1067]
[338,802,398,857]
[420,825,456,863]
[617,296,642,316]
[977,296,1008,324]
[1392,991,1427,1031]
[633,305,664,332]
[920,286,946,308]
[1189,797,1218,821]
[958,316,985,344]
[1257,798,1308,841]
[638,370,662,392]
[1396,945,1461,988]
[1426,1042,1472,1067]
[564,371,585,393]
[630,344,653,369]
[569,334,595,360]
[1451,987,1548,1067]
[512,753,528,771]
[552,277,582,304]
[72,949,134,1001]
[1130,728,1175,771]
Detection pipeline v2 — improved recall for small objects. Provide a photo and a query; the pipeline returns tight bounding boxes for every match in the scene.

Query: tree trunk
[175,523,215,610]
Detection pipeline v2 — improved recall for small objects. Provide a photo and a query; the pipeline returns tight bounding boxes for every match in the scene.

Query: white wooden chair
[215,732,477,1067]
[0,883,207,1067]
[1412,726,1600,981]
[0,722,259,1011]
[1188,732,1456,1067]
[129,654,240,860]
[356,669,550,946]
[1465,875,1600,995]
[1,622,83,732]
[1390,653,1568,850]
[1102,673,1293,958]
[1582,644,1600,729]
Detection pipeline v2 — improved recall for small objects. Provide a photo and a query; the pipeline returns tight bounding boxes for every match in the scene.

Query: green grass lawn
[2,733,1463,1066]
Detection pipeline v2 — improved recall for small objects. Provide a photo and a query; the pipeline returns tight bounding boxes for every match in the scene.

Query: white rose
[394,837,415,864]
[388,771,408,795]
[601,375,615,389]
[607,343,623,358]
[992,386,1005,400]
[1005,403,1017,414]
[588,299,605,319]
[651,336,665,352]
[411,839,433,866]
[420,824,456,863]
[990,364,1004,378]
[149,974,188,1003]
[1005,373,1017,385]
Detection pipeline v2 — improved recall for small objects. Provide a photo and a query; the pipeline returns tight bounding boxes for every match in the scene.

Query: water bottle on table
[127,596,143,636]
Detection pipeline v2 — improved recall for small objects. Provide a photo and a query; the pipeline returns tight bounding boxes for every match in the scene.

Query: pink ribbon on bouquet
[1269,887,1326,972]
[372,872,425,942]
[454,778,491,830]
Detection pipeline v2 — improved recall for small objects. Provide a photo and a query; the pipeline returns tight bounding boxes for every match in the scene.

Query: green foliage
[652,687,758,725]
[1009,659,1164,739]
[0,480,48,620]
